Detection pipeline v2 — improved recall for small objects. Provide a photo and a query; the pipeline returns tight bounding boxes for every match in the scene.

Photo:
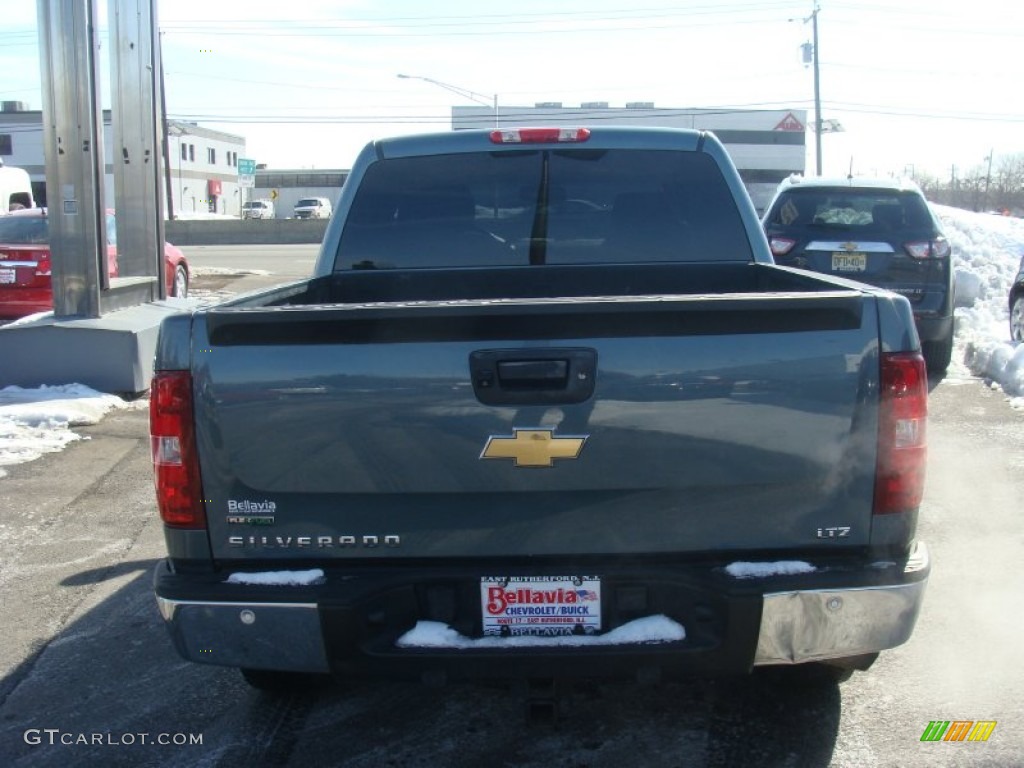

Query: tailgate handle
[470,348,597,406]
[497,359,568,388]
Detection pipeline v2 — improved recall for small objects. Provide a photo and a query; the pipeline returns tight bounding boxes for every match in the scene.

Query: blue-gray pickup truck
[150,126,930,691]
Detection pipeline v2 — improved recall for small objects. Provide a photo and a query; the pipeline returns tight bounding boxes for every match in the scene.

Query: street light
[397,73,499,128]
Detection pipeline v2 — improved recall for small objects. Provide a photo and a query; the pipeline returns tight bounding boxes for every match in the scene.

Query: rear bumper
[0,287,53,319]
[154,542,929,679]
[754,540,929,665]
[914,312,954,344]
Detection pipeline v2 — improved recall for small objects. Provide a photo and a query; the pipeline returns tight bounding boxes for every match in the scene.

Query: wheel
[1011,296,1024,343]
[923,331,953,374]
[240,667,332,693]
[172,264,189,298]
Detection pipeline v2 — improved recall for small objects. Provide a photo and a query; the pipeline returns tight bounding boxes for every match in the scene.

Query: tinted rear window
[337,149,752,269]
[0,216,48,244]
[766,188,935,233]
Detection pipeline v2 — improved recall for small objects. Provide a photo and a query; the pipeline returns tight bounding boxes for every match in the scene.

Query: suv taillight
[873,352,928,515]
[768,237,796,257]
[905,238,951,260]
[150,371,205,528]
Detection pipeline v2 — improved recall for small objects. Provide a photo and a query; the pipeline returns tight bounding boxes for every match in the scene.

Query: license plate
[480,575,601,637]
[0,268,15,284]
[832,252,867,272]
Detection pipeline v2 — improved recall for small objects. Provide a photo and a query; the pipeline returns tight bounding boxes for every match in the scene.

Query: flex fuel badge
[226,499,276,526]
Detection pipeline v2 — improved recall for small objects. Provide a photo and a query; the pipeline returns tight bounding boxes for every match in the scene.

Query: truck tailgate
[192,290,879,560]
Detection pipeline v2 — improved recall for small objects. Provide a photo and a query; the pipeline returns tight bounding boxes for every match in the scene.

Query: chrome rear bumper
[754,540,929,666]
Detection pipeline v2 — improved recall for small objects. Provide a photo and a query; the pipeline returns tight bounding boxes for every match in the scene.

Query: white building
[0,101,246,217]
[453,104,807,212]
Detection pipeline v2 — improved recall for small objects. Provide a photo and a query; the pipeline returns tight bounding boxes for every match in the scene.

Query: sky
[1,1,1022,178]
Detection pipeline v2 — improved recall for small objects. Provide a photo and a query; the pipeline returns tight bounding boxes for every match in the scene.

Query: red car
[0,208,189,319]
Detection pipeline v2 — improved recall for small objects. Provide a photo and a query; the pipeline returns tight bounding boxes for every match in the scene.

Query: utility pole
[810,2,822,175]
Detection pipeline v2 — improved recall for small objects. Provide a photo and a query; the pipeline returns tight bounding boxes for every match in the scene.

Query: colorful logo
[920,721,997,742]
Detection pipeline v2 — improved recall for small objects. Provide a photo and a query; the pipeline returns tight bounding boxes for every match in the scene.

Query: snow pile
[0,384,129,476]
[225,569,325,586]
[934,205,1024,402]
[725,561,816,579]
[397,615,685,649]
[190,266,271,277]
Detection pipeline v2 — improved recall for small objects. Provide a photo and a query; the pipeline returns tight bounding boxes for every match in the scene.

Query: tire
[923,332,953,375]
[172,264,188,299]
[240,667,332,693]
[1011,296,1024,343]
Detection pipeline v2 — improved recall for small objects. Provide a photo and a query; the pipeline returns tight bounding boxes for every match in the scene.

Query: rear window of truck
[336,149,753,269]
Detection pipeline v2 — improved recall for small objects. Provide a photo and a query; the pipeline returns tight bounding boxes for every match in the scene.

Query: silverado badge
[481,428,587,468]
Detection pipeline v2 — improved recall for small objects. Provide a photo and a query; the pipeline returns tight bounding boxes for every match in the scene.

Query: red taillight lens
[35,252,52,277]
[873,352,928,515]
[768,237,797,257]
[489,127,591,144]
[150,371,205,528]
[905,238,950,260]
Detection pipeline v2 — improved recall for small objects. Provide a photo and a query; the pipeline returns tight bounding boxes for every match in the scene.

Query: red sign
[207,179,222,196]
[774,113,805,132]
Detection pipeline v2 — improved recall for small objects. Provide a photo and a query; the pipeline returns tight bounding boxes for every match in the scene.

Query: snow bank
[0,384,129,475]
[934,204,1024,402]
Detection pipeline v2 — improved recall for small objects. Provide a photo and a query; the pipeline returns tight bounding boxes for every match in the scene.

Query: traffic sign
[239,174,255,188]
[237,158,256,175]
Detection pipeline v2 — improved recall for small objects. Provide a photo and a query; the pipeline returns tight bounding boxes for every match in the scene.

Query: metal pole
[812,3,822,175]
[160,56,174,221]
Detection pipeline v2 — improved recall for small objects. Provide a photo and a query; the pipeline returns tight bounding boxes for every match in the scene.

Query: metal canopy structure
[0,0,185,395]
[37,0,165,319]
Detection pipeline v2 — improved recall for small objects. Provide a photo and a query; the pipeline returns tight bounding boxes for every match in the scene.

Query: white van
[293,197,332,220]
[241,199,275,220]
[0,162,35,213]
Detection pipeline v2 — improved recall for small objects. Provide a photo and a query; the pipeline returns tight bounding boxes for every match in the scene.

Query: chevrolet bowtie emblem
[841,241,860,251]
[481,428,587,467]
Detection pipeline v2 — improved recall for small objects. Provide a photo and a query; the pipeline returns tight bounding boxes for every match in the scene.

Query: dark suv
[1011,255,1024,343]
[762,176,955,373]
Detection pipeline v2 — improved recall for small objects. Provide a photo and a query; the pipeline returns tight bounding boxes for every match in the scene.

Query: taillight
[150,371,205,528]
[35,252,51,277]
[873,352,928,515]
[490,127,591,144]
[768,237,797,257]
[905,238,950,260]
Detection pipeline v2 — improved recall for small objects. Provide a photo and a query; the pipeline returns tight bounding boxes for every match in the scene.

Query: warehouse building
[0,101,246,217]
[452,103,807,211]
